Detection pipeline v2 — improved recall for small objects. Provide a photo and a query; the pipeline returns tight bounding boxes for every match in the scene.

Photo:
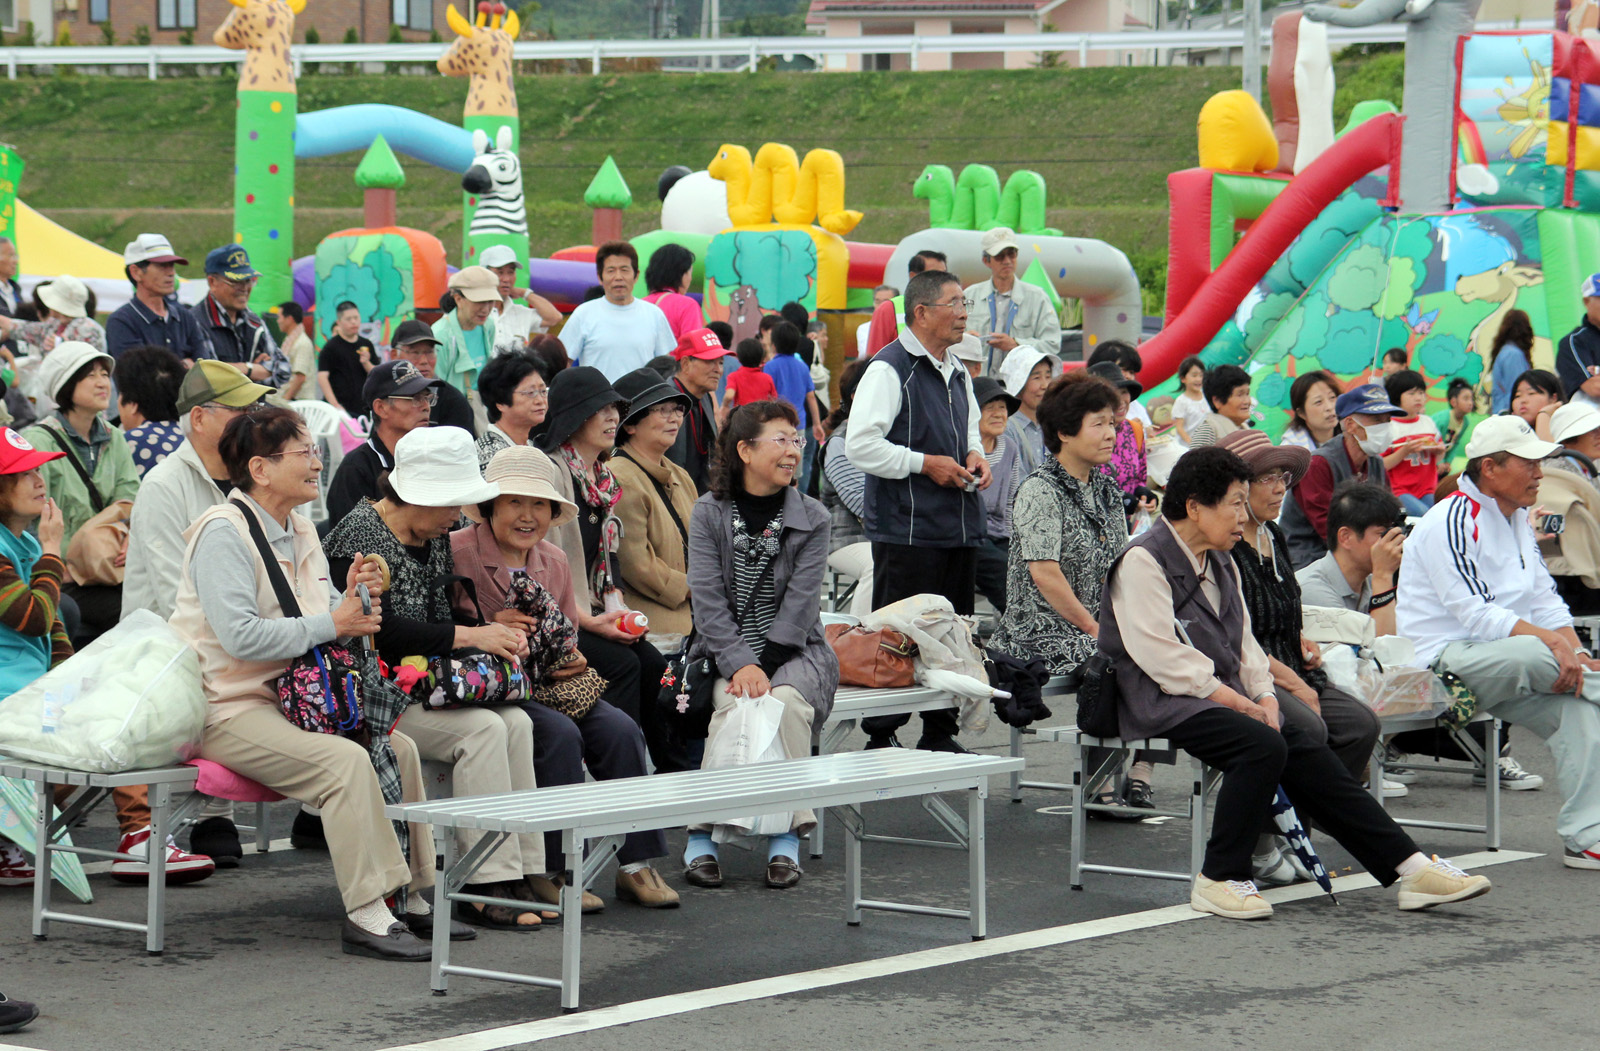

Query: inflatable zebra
[462,125,527,237]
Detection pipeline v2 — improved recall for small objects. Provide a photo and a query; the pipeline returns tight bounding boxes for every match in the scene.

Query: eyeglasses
[221,276,257,290]
[929,297,966,311]
[746,435,804,450]
[647,402,686,418]
[1252,471,1294,490]
[389,393,438,408]
[203,400,267,415]
[263,446,322,465]
[514,385,549,400]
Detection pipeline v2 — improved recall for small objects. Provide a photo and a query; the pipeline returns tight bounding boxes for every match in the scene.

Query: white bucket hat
[466,445,579,526]
[38,341,114,405]
[388,427,501,507]
[38,275,89,319]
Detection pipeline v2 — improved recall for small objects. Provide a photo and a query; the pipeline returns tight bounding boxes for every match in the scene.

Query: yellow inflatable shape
[15,200,131,281]
[1550,120,1600,170]
[1197,90,1280,173]
[775,148,863,237]
[710,142,864,236]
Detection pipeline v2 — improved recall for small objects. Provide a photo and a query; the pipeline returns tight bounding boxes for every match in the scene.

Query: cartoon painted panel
[314,232,416,343]
[1456,33,1553,206]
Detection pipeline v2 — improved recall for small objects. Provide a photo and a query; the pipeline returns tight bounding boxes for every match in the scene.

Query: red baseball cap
[673,327,727,361]
[0,428,65,475]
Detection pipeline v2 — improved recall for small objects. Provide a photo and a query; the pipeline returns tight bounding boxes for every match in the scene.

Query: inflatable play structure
[1135,2,1600,438]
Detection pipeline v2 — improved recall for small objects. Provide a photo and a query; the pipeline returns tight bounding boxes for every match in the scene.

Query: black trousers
[1163,706,1417,884]
[62,582,120,647]
[862,541,976,741]
[575,631,691,773]
[1275,683,1381,782]
[974,537,1009,614]
[520,699,668,867]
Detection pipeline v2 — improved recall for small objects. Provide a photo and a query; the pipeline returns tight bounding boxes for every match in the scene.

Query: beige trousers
[200,705,433,912]
[691,682,816,834]
[395,704,543,882]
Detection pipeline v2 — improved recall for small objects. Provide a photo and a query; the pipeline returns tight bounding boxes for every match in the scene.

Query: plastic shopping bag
[1319,641,1450,719]
[701,692,792,842]
[0,610,206,773]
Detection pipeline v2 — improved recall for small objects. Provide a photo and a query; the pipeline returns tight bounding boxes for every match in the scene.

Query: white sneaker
[0,841,35,887]
[1382,743,1417,784]
[1563,844,1600,870]
[1396,855,1491,911]
[110,827,215,886]
[1191,875,1273,920]
[1472,755,1543,791]
[1382,778,1409,799]
[1250,848,1299,887]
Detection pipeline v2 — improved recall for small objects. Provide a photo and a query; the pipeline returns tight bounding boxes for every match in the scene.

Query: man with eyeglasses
[121,359,274,870]
[961,227,1061,377]
[191,244,289,389]
[391,319,477,437]
[846,269,990,753]
[325,359,442,525]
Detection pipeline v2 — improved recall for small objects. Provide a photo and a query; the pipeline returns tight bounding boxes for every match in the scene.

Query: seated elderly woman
[322,426,553,932]
[609,368,698,655]
[452,445,677,911]
[1098,445,1492,920]
[168,407,441,959]
[989,371,1156,810]
[682,400,838,890]
[1217,428,1385,883]
[476,351,550,471]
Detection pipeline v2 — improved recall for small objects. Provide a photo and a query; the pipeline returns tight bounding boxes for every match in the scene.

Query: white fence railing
[0,22,1552,80]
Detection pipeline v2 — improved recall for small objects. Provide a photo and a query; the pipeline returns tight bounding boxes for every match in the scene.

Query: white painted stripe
[378,849,1540,1051]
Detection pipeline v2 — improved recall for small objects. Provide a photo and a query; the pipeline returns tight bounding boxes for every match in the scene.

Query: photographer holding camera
[1296,481,1406,637]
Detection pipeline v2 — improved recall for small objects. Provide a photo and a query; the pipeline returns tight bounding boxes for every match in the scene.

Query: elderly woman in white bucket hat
[451,445,679,911]
[322,425,555,932]
[0,275,105,357]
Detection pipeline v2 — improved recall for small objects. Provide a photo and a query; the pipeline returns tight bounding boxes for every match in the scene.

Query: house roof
[806,0,1055,27]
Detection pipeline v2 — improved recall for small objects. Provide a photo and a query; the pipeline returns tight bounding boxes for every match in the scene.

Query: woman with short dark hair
[475,351,550,470]
[1282,370,1341,452]
[1510,368,1564,442]
[114,345,186,478]
[642,243,705,340]
[1099,446,1491,921]
[681,400,838,891]
[1188,364,1253,447]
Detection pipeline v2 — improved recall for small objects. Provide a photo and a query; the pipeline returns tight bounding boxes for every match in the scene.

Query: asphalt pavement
[0,721,1588,1051]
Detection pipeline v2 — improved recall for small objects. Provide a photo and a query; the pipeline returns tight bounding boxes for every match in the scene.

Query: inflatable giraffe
[216,0,301,310]
[439,2,526,266]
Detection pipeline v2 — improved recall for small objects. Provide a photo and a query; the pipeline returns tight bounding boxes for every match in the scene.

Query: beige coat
[168,501,334,727]
[1538,462,1600,588]
[610,449,697,636]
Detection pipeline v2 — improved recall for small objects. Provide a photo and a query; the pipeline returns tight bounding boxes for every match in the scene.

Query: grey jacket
[686,486,840,720]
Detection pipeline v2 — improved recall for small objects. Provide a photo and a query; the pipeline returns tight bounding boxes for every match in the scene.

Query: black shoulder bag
[1075,560,1203,740]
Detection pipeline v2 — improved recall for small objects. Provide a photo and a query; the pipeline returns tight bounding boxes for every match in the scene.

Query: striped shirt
[730,502,782,661]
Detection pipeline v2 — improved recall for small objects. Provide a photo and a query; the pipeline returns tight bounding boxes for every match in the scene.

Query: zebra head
[463,125,522,203]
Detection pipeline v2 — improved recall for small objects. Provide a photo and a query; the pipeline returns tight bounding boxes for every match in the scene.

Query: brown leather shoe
[684,854,723,888]
[615,866,681,908]
[525,874,605,914]
[766,855,802,889]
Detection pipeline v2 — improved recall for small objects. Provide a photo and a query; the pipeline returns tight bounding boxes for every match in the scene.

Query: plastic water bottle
[615,611,649,636]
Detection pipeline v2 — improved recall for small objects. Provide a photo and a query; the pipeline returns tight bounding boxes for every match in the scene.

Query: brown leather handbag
[825,623,918,688]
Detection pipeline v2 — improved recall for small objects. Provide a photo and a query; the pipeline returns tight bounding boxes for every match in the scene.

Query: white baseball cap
[1551,401,1600,444]
[1464,414,1560,461]
[123,233,187,266]
[479,245,519,269]
[980,227,1020,257]
[388,427,501,508]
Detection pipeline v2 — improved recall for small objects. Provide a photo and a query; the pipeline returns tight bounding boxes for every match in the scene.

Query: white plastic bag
[0,611,206,773]
[702,693,792,842]
[1319,641,1450,718]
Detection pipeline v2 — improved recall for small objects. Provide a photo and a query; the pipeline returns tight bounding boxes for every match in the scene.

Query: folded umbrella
[1270,786,1337,903]
[0,775,93,904]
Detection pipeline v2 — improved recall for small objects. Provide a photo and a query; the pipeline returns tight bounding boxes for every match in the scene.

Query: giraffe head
[438,3,521,80]
[215,0,303,51]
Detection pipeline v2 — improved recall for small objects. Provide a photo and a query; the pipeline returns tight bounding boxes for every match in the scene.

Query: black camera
[1394,511,1414,538]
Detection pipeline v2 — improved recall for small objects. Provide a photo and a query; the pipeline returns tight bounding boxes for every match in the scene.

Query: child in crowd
[1381,369,1446,515]
[1432,377,1485,471]
[1171,355,1209,445]
[721,338,778,415]
[1381,347,1410,377]
[316,301,379,417]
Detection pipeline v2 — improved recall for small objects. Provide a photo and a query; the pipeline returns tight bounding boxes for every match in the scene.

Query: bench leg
[254,801,271,853]
[560,829,584,1012]
[1069,740,1086,890]
[32,780,53,941]
[147,780,172,955]
[1188,757,1208,882]
[1009,726,1023,803]
[1486,717,1501,850]
[839,805,863,926]
[431,830,455,995]
[968,783,987,941]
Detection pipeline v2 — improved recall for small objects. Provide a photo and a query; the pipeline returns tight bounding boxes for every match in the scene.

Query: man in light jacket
[961,227,1061,377]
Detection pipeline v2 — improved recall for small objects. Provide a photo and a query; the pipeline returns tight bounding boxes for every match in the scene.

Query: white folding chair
[289,400,352,523]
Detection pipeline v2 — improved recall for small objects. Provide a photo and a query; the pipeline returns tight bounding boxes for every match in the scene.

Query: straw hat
[1217,428,1312,486]
[467,445,579,526]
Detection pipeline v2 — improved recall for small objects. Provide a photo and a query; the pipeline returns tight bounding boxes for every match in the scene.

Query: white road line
[379,849,1539,1051]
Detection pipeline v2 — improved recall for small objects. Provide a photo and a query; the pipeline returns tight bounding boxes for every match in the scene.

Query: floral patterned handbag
[409,575,532,711]
[506,572,607,721]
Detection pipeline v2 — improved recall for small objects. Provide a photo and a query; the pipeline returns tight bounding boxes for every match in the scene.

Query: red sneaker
[110,828,215,885]
[0,842,35,887]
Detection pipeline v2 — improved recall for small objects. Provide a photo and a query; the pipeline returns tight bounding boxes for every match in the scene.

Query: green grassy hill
[0,54,1402,309]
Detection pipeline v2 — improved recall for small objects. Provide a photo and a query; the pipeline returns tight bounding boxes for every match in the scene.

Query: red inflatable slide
[1137,112,1404,388]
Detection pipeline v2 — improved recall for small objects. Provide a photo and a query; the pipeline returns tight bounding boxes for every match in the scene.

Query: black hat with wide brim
[536,366,627,451]
[614,367,694,426]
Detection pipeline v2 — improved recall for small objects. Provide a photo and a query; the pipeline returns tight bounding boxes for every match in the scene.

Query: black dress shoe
[684,854,723,888]
[340,920,432,961]
[291,811,328,851]
[765,855,802,889]
[864,734,903,750]
[403,911,478,942]
[189,816,243,868]
[915,734,973,755]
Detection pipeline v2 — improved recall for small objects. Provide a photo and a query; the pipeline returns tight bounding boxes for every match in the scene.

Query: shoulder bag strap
[38,423,106,514]
[229,498,303,618]
[435,572,487,627]
[616,449,690,559]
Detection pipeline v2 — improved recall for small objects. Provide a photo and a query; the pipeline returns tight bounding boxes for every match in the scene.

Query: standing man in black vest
[846,269,990,752]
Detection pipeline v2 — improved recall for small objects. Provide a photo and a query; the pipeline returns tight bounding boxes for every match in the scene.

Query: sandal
[500,878,561,925]
[454,883,542,931]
